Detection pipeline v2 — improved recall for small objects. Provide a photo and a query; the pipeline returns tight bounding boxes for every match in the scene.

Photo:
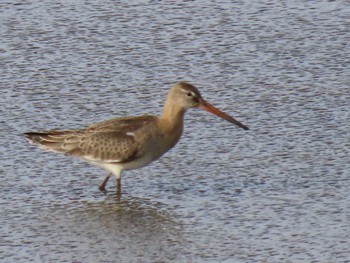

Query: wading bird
[25,82,249,195]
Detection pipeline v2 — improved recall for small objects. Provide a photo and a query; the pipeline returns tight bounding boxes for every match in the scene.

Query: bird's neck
[160,101,186,131]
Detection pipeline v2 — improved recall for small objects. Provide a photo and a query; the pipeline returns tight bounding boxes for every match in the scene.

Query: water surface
[1,1,350,262]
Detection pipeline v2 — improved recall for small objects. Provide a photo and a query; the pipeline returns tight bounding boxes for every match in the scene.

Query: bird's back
[24,115,159,163]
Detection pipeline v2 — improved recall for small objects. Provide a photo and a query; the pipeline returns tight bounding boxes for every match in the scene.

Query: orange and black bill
[198,100,249,130]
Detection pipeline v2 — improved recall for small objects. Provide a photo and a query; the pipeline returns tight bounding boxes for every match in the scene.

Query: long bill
[198,99,249,130]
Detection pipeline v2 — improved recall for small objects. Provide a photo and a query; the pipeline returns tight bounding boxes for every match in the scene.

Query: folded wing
[24,116,156,164]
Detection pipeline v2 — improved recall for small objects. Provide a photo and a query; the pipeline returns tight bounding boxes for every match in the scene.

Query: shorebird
[25,82,249,194]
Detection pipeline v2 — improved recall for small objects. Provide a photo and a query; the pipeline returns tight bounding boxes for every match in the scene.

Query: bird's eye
[186,92,192,97]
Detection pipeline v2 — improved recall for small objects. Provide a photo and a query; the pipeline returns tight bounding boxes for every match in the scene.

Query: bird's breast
[142,119,184,161]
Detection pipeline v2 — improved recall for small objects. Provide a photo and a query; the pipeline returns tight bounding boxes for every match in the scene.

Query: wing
[25,115,157,164]
[68,130,141,163]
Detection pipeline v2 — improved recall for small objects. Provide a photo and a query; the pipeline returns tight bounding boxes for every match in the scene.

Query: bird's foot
[98,185,108,193]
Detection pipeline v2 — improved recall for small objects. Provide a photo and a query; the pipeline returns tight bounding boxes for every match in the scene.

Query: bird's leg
[98,173,111,192]
[116,177,121,197]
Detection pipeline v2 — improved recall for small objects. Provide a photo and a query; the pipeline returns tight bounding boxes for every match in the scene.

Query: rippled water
[1,1,350,262]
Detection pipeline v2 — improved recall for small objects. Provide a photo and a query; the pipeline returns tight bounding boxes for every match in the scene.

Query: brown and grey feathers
[24,116,156,164]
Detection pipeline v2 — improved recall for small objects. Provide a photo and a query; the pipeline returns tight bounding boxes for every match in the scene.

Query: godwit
[25,82,249,194]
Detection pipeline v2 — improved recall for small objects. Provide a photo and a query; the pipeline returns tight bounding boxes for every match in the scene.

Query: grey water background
[1,0,350,262]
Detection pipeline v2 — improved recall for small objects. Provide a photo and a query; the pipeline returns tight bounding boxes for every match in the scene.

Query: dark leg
[98,173,111,192]
[116,177,121,197]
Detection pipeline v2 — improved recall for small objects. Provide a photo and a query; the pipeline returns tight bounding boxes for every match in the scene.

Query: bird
[25,82,249,195]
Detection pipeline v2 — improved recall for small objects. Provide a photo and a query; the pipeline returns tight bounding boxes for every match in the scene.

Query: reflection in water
[73,195,179,234]
[29,195,190,262]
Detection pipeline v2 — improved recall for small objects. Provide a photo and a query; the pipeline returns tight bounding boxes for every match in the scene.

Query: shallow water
[1,1,350,262]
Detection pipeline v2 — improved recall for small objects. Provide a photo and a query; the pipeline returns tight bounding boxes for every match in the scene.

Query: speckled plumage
[25,82,249,194]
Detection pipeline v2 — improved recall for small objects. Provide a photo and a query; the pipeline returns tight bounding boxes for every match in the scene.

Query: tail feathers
[24,131,81,154]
